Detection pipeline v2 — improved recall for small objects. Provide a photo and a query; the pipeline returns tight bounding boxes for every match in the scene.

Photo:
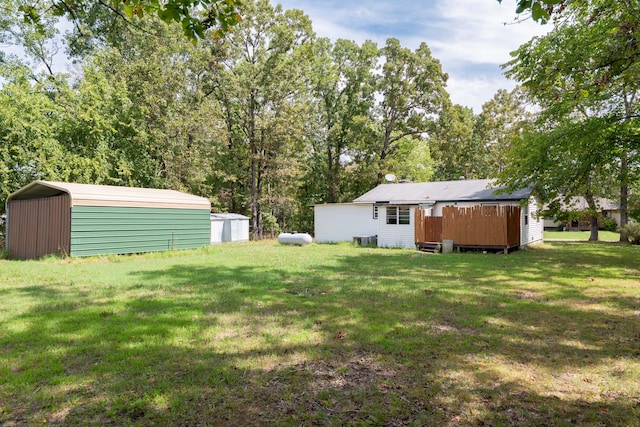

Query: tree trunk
[377,119,394,184]
[619,154,629,242]
[251,150,260,239]
[589,213,599,242]
[249,89,262,239]
[326,145,339,203]
[585,192,599,242]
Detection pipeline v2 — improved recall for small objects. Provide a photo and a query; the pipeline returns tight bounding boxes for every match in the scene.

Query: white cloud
[277,0,551,112]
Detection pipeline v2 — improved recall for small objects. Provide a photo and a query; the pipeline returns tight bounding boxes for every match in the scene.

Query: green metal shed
[6,181,211,259]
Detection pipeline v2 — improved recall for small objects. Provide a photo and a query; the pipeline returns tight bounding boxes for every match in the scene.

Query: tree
[367,38,448,185]
[504,0,640,241]
[0,64,65,208]
[68,17,229,195]
[307,37,378,203]
[498,116,618,241]
[209,0,313,238]
[474,88,533,176]
[10,0,242,41]
[431,104,482,181]
[499,0,569,23]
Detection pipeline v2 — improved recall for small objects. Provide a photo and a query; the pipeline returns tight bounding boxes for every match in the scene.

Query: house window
[386,207,397,224]
[373,205,378,219]
[386,207,410,225]
[399,207,410,224]
[524,205,529,226]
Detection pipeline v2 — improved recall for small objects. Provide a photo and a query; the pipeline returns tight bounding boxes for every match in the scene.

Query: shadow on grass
[1,242,639,425]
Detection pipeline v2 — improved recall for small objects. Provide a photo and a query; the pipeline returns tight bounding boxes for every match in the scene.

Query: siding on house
[378,206,416,249]
[70,206,210,257]
[522,197,544,245]
[314,203,378,243]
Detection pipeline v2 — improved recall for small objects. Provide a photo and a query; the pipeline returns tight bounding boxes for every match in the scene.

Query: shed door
[8,194,71,259]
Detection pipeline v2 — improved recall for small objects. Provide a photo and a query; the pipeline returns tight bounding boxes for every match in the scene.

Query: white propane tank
[277,232,312,246]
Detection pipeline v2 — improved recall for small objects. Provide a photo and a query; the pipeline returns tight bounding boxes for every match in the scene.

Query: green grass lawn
[1,241,639,425]
[545,230,621,241]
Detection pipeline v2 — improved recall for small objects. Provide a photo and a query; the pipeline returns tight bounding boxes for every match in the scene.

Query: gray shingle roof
[353,179,531,204]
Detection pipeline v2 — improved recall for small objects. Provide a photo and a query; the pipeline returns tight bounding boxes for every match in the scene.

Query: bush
[261,212,281,237]
[620,222,640,244]
[601,216,619,232]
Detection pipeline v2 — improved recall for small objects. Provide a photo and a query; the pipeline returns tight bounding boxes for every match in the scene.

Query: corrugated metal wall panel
[210,219,224,244]
[226,219,250,242]
[70,206,210,257]
[8,195,71,259]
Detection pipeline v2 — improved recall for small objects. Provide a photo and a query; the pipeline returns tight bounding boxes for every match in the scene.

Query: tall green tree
[504,0,640,241]
[474,88,533,176]
[369,38,449,184]
[9,0,242,41]
[307,37,378,203]
[499,116,618,241]
[431,104,481,181]
[0,63,65,207]
[210,0,313,237]
[72,18,227,194]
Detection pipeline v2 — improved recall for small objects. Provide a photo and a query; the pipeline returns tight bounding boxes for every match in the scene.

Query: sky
[276,0,550,112]
[4,0,549,112]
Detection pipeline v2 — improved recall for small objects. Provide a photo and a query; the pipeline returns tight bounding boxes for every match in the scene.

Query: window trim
[386,206,410,225]
[399,207,410,225]
[386,206,397,224]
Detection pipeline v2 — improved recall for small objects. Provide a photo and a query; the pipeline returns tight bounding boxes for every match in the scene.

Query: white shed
[210,213,250,244]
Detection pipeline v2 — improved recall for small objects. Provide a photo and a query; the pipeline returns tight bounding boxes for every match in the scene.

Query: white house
[314,179,543,250]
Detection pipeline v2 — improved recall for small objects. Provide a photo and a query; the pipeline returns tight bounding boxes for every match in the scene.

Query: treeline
[0,0,529,237]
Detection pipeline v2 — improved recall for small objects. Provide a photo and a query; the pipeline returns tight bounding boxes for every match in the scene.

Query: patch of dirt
[431,324,478,335]
[240,350,430,425]
[514,290,545,302]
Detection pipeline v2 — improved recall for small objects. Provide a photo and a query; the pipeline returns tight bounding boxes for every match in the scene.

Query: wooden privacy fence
[415,205,521,248]
[442,205,520,247]
[414,208,442,242]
